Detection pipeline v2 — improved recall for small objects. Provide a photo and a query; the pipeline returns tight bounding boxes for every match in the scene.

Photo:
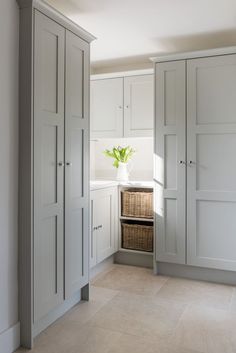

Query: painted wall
[91,60,152,75]
[0,0,19,343]
[91,138,153,181]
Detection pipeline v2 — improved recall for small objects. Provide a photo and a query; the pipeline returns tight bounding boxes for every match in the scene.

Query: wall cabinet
[154,51,236,273]
[124,75,154,137]
[90,187,118,268]
[90,78,123,138]
[18,0,94,348]
[91,72,154,139]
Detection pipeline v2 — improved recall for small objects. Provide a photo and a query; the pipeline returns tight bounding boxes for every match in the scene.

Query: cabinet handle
[178,160,185,165]
[93,225,103,231]
[118,105,123,109]
[125,105,129,109]
[188,160,194,165]
[58,162,64,167]
[66,162,72,166]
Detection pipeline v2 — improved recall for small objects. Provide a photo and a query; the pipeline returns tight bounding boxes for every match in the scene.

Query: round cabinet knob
[66,162,72,166]
[178,160,185,164]
[188,161,194,165]
[58,162,64,167]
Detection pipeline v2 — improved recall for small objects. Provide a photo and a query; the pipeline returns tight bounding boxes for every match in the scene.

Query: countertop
[90,180,154,191]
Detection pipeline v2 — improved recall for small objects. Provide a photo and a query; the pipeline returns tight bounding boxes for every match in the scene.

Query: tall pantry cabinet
[18,0,95,348]
[154,48,236,277]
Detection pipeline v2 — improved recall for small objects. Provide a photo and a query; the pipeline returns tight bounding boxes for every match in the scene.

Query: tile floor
[17,264,236,353]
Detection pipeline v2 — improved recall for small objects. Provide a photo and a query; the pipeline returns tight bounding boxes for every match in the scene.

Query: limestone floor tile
[106,333,200,353]
[44,286,119,337]
[230,288,236,312]
[63,324,122,353]
[90,291,186,339]
[156,277,234,310]
[16,266,236,353]
[89,284,119,303]
[171,304,236,353]
[92,264,169,296]
[16,324,122,353]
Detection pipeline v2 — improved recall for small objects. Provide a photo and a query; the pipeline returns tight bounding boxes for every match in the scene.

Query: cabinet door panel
[90,198,97,268]
[154,61,186,264]
[34,11,65,321]
[65,30,90,298]
[90,78,123,138]
[187,54,236,271]
[91,187,118,265]
[124,74,154,137]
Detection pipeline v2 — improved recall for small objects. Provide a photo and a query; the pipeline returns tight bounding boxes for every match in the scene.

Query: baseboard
[115,251,153,268]
[33,290,81,338]
[90,255,115,280]
[0,322,20,353]
[157,262,236,285]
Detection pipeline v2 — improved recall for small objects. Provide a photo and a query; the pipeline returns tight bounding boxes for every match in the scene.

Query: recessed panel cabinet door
[90,197,97,269]
[90,187,118,267]
[187,54,236,271]
[95,188,117,263]
[65,30,90,298]
[90,78,123,138]
[154,61,186,264]
[34,11,65,321]
[124,74,154,137]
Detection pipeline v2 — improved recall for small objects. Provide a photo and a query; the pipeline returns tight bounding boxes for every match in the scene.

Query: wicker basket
[121,188,153,219]
[122,222,153,252]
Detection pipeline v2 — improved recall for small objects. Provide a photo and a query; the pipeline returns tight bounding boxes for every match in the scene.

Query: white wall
[91,138,153,181]
[0,0,19,349]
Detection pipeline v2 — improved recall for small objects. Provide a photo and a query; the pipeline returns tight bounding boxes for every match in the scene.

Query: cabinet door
[65,30,90,298]
[90,78,123,138]
[124,74,154,137]
[90,197,97,268]
[93,188,118,264]
[187,54,236,271]
[154,61,186,264]
[34,11,65,321]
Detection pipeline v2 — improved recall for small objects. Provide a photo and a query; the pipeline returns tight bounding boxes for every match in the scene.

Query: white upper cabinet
[90,78,123,138]
[124,75,154,137]
[90,71,154,139]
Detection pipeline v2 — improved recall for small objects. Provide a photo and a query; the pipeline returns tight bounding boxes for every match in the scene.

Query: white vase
[116,162,129,181]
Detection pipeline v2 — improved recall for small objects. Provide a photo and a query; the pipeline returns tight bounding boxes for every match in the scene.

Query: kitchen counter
[90,180,154,191]
[90,180,119,191]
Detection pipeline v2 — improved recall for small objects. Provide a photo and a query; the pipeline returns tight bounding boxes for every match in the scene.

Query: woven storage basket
[121,188,153,219]
[122,222,153,252]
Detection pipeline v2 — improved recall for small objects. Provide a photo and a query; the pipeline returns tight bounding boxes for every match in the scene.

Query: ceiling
[47,0,236,68]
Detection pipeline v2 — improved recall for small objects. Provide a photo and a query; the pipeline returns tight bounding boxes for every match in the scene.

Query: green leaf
[113,159,119,168]
[103,145,135,168]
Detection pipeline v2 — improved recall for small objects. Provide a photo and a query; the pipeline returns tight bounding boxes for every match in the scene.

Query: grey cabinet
[187,54,236,271]
[65,31,90,298]
[90,72,154,139]
[90,78,123,138]
[124,74,154,137]
[34,10,65,322]
[155,61,186,265]
[18,0,94,348]
[154,50,236,273]
[90,187,118,268]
